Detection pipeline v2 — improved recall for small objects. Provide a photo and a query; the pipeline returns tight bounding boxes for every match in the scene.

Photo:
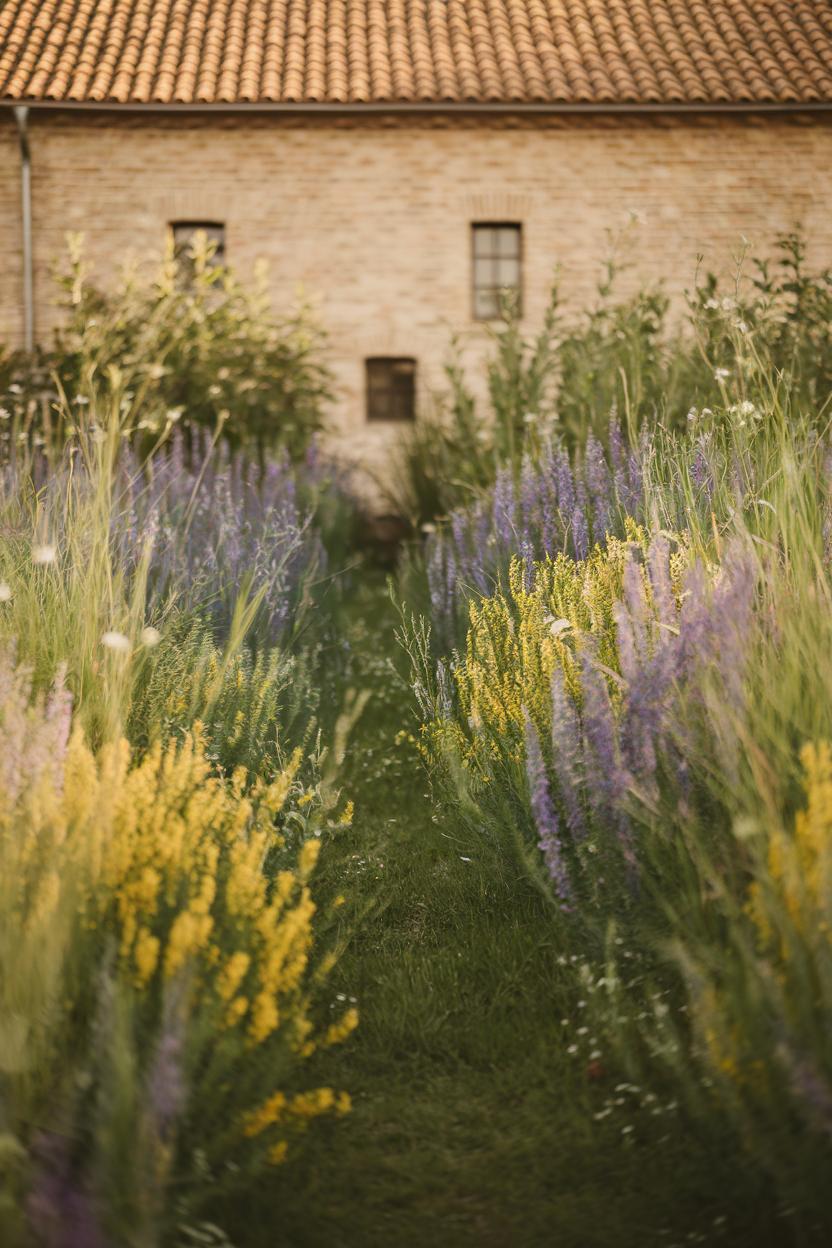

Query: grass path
[237,572,781,1248]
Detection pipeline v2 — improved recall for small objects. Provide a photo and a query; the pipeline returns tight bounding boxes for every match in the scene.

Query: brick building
[1,1,832,480]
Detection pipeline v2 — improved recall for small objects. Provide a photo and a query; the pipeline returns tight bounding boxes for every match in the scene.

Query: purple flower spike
[550,668,587,842]
[524,711,571,902]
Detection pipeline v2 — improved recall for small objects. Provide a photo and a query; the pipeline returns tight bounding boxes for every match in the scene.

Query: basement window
[170,221,226,269]
[365,358,416,422]
[472,223,522,320]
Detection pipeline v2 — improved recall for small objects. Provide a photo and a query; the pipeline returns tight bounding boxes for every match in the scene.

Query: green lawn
[225,572,787,1248]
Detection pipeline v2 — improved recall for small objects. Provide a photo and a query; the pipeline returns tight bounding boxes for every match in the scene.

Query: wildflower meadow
[1,232,831,1247]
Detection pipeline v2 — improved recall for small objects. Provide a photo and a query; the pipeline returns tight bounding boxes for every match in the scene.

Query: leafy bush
[0,232,332,460]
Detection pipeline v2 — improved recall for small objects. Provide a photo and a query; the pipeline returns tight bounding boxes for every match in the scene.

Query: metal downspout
[13,105,33,352]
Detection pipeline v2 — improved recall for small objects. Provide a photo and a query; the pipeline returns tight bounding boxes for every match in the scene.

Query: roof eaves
[5,98,832,113]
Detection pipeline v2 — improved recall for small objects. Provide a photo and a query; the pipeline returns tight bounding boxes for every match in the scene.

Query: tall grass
[404,379,832,1232]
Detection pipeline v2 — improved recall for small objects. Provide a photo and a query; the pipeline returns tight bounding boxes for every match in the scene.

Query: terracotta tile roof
[1,1,831,107]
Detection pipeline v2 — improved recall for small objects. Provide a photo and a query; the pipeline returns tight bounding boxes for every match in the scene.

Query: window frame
[365,357,417,424]
[471,222,523,322]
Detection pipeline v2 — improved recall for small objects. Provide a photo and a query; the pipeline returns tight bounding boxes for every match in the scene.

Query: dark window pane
[171,221,226,265]
[366,358,416,422]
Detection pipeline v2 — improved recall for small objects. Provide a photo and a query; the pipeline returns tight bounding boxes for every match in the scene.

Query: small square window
[366,358,416,422]
[170,221,226,268]
[472,223,522,320]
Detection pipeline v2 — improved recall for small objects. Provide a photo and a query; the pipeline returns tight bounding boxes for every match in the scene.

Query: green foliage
[392,231,832,525]
[1,232,332,459]
[128,613,321,782]
[390,298,559,526]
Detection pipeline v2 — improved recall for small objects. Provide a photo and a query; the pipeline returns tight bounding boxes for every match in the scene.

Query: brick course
[1,111,832,488]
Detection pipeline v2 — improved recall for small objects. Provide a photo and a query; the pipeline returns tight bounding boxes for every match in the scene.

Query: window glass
[472,224,522,320]
[366,358,416,422]
[171,221,226,266]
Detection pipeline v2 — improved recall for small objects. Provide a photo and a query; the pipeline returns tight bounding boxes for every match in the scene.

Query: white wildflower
[714,367,730,383]
[32,544,57,565]
[544,616,572,637]
[101,631,130,653]
[140,626,162,647]
[0,583,11,602]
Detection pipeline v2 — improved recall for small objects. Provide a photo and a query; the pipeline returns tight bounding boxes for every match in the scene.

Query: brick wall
[2,111,832,492]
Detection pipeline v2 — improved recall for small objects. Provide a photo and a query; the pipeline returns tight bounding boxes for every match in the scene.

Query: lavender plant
[0,395,333,746]
[415,416,645,650]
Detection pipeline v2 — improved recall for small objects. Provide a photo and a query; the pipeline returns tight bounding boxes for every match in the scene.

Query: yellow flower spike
[323,1007,359,1047]
[298,839,321,881]
[134,928,161,986]
[249,992,280,1045]
[288,1087,335,1119]
[225,996,249,1029]
[3,708,348,1174]
[218,951,251,1002]
[262,747,304,817]
[243,1091,287,1137]
[752,741,832,954]
[267,1141,289,1166]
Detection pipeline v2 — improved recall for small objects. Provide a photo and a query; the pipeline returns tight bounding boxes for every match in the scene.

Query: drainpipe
[13,105,33,352]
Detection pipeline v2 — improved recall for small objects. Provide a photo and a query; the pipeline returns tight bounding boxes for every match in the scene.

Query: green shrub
[1,232,332,460]
[392,231,832,526]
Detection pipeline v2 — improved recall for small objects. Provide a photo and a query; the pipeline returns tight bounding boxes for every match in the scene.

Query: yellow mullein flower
[134,927,161,986]
[323,1007,359,1047]
[298,839,321,880]
[218,952,251,1002]
[243,1091,287,1137]
[1,697,351,1180]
